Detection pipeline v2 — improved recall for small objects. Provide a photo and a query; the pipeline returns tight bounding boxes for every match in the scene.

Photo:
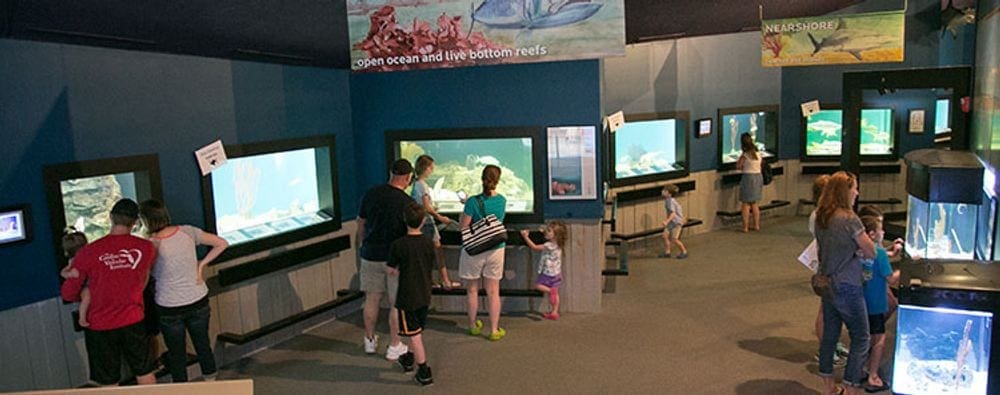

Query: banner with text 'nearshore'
[761,11,905,67]
[348,0,625,72]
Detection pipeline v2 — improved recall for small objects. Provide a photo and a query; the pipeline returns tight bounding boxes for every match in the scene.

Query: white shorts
[458,247,505,280]
[359,258,398,304]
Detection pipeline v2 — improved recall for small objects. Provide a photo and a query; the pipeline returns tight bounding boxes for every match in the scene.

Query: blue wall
[0,39,355,311]
[350,60,604,220]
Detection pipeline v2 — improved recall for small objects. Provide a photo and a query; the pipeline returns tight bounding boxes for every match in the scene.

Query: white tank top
[741,153,762,174]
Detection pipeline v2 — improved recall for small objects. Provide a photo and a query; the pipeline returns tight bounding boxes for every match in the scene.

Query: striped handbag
[461,196,507,255]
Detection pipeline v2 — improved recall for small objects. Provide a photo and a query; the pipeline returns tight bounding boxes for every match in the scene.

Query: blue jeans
[819,283,870,387]
[159,300,216,382]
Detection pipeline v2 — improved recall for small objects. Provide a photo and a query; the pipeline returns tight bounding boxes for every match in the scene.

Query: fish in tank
[210,147,332,245]
[860,108,894,155]
[906,195,977,260]
[805,109,843,156]
[720,112,773,164]
[613,119,680,179]
[398,138,535,214]
[893,305,992,395]
[61,172,140,242]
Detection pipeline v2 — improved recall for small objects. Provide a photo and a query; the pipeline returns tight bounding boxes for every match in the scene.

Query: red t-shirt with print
[61,234,156,331]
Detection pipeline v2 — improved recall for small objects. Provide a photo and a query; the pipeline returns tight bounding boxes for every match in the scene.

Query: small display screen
[0,209,27,244]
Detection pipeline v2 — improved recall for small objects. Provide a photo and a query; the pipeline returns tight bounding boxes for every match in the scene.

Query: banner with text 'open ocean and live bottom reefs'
[761,11,905,67]
[348,0,624,72]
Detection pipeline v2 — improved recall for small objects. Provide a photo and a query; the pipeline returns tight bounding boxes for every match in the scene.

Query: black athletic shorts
[868,313,886,335]
[397,306,429,337]
[84,321,156,385]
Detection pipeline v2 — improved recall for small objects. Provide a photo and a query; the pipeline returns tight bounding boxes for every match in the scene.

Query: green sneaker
[488,327,506,341]
[468,319,483,336]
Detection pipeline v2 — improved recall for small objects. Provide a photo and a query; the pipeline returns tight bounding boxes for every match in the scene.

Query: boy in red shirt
[61,199,158,386]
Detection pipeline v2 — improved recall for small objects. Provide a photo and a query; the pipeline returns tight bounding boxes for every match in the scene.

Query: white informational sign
[801,100,821,118]
[195,140,228,176]
[547,126,598,200]
[607,111,625,133]
[798,239,819,273]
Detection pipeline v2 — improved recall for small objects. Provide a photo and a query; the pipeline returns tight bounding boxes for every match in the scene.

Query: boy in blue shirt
[658,184,688,259]
[859,215,899,392]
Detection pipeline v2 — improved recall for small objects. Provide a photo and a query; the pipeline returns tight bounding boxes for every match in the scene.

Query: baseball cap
[110,198,140,219]
[391,159,413,176]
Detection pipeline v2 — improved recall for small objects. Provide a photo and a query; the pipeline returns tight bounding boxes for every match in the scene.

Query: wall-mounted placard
[696,118,712,138]
[909,109,926,133]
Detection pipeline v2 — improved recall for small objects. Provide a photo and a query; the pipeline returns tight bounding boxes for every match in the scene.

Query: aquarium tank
[859,108,895,157]
[60,173,141,242]
[804,109,843,158]
[906,195,977,260]
[936,98,952,135]
[718,106,778,168]
[610,117,687,186]
[387,127,544,223]
[893,305,992,395]
[43,154,163,274]
[202,136,340,261]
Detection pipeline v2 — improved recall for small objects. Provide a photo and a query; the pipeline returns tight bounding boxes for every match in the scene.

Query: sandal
[468,319,483,336]
[488,327,506,341]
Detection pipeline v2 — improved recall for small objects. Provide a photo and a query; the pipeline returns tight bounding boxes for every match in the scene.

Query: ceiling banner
[761,10,905,67]
[348,0,625,72]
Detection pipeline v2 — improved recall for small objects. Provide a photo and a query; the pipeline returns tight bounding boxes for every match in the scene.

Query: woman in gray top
[813,172,875,395]
[140,199,228,382]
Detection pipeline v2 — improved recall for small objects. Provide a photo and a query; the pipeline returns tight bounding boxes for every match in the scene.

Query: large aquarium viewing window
[936,98,952,135]
[386,127,545,224]
[201,136,341,261]
[608,112,688,187]
[803,106,844,160]
[718,105,778,170]
[43,154,163,275]
[892,305,992,395]
[859,108,896,159]
[801,106,898,160]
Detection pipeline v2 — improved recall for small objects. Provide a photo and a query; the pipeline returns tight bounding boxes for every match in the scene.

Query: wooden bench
[216,289,364,345]
[716,200,791,218]
[603,219,703,276]
[431,288,544,297]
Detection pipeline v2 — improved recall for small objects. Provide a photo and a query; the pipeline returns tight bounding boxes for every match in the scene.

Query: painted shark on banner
[473,0,603,29]
[761,10,905,67]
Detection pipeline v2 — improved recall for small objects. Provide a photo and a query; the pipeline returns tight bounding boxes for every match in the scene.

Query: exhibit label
[761,10,905,67]
[348,0,624,72]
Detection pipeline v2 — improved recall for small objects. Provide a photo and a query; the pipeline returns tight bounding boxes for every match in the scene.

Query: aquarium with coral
[609,114,687,186]
[202,136,340,261]
[803,109,843,158]
[859,108,895,157]
[906,195,978,260]
[43,154,163,273]
[718,106,778,169]
[892,305,992,395]
[387,127,544,223]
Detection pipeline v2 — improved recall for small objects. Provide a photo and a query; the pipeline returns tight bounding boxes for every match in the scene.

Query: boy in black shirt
[388,202,437,386]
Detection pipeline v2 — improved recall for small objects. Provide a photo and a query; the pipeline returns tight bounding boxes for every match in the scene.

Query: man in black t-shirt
[387,202,437,385]
[357,159,415,360]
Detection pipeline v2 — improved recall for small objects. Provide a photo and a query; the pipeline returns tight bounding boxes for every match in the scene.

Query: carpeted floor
[217,216,895,394]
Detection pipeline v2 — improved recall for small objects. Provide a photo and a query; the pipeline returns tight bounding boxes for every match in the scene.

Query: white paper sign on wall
[195,140,228,176]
